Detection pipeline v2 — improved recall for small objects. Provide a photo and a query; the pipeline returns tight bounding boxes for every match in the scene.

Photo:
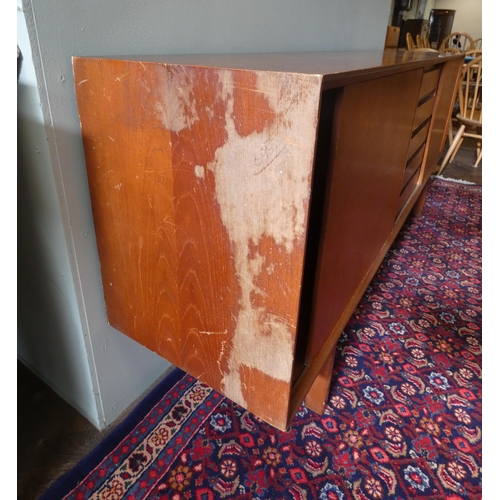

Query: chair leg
[449,137,464,164]
[437,125,465,176]
[473,149,482,167]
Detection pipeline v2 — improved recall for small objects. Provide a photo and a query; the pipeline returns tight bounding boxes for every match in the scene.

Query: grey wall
[18,3,100,426]
[20,0,392,429]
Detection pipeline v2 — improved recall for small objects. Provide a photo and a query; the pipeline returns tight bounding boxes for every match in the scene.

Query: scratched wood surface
[73,57,322,429]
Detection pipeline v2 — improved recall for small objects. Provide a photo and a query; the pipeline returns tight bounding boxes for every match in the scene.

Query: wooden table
[73,49,464,430]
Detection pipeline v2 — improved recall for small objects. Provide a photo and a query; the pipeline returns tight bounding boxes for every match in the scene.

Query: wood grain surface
[303,69,422,366]
[74,57,322,429]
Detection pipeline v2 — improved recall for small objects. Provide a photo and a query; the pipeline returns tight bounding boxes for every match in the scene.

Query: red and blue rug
[40,178,482,499]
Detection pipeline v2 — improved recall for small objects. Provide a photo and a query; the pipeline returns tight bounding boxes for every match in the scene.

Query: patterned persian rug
[40,178,482,500]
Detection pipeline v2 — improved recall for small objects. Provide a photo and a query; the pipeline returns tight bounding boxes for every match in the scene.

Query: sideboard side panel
[74,57,322,429]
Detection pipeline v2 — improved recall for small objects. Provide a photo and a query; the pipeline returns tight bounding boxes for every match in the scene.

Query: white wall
[19,0,392,429]
[435,0,482,41]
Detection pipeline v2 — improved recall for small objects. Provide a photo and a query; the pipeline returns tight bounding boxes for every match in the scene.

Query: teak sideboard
[73,50,463,430]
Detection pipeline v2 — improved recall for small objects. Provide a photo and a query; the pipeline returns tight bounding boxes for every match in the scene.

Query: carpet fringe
[431,174,477,185]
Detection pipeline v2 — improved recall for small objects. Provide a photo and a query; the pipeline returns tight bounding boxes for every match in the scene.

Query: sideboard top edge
[72,50,463,79]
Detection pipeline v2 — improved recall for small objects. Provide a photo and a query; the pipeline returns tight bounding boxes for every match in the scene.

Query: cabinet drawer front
[408,120,430,160]
[413,96,435,132]
[419,68,441,100]
[402,145,424,191]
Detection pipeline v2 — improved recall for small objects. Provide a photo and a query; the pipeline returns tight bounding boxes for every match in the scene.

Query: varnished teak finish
[304,69,422,367]
[73,50,463,430]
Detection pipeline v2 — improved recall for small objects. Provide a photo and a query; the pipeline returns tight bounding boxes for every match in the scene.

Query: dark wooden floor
[17,144,481,500]
[436,139,482,185]
[17,361,141,500]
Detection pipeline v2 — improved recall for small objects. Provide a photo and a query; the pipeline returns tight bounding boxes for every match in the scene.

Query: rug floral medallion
[44,178,482,500]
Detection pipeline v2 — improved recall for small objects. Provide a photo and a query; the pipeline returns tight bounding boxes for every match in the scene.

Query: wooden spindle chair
[438,56,482,174]
[406,32,416,50]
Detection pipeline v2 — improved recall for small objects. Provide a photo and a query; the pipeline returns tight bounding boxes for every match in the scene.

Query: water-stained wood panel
[73,57,322,429]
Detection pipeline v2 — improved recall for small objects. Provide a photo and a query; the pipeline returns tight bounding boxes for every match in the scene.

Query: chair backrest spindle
[406,32,416,51]
[439,32,474,52]
[458,56,482,124]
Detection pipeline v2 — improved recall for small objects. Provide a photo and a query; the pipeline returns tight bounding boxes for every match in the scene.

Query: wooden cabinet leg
[411,181,430,217]
[304,350,335,415]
